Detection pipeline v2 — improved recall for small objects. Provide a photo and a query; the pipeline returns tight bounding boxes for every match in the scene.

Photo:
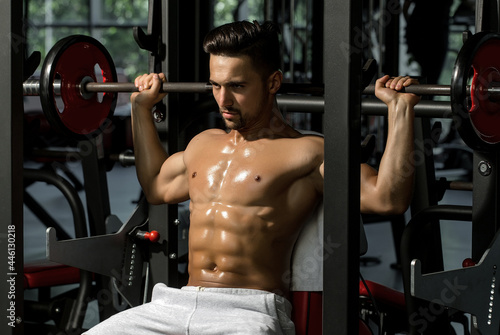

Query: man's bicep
[155,151,190,204]
[359,163,380,213]
[312,160,324,195]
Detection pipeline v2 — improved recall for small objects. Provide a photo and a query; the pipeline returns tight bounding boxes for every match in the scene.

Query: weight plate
[451,32,500,151]
[40,35,117,139]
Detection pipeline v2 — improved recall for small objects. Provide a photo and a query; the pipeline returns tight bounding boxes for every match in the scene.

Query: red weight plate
[49,37,117,137]
[469,39,500,144]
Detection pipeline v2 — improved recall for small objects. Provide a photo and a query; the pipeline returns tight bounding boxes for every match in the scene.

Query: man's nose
[217,87,233,107]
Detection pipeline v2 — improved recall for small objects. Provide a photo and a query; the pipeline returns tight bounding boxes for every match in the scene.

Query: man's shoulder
[293,131,324,149]
[270,129,323,155]
[278,131,323,169]
[197,128,227,138]
[188,129,226,146]
[185,129,227,152]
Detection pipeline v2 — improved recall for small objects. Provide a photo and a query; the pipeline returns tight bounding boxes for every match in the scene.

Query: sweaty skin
[185,128,323,295]
[131,55,419,297]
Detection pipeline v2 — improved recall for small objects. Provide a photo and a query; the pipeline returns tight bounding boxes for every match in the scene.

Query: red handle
[462,258,476,267]
[144,230,160,243]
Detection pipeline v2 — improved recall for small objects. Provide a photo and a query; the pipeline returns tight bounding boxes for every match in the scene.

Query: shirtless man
[85,21,419,334]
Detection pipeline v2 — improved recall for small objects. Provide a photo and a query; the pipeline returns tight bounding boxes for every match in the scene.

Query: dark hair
[203,20,281,78]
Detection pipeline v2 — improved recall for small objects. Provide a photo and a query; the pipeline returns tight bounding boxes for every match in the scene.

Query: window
[25,0,149,80]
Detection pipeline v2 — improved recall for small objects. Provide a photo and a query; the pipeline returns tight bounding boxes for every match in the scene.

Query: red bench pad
[291,291,323,335]
[24,261,81,289]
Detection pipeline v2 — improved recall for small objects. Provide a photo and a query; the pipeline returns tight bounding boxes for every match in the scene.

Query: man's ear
[268,70,283,94]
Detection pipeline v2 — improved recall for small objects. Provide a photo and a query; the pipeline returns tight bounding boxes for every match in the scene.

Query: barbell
[23,33,500,151]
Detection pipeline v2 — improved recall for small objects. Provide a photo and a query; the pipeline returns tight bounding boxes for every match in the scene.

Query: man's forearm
[377,101,415,212]
[131,103,169,195]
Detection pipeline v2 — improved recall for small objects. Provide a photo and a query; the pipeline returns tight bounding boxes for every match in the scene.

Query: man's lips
[221,110,238,118]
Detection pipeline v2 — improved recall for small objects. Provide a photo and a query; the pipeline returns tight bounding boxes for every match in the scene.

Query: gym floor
[23,158,473,333]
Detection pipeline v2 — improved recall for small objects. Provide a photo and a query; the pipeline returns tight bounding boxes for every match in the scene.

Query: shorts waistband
[182,286,275,295]
[181,286,291,305]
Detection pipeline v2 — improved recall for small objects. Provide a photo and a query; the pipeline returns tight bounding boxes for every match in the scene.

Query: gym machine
[4,0,500,334]
[25,18,500,335]
[19,6,500,335]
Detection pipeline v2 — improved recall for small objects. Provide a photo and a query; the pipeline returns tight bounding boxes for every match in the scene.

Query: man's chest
[186,147,295,204]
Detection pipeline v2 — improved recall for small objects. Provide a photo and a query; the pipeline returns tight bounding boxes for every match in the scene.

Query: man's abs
[186,202,298,295]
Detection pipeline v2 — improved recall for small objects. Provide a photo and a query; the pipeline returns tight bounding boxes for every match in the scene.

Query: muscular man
[86,21,419,334]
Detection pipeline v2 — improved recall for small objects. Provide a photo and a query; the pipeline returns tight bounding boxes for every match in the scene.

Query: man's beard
[221,108,245,130]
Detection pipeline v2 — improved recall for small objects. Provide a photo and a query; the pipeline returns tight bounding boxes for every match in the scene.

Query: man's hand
[375,75,421,108]
[131,73,168,110]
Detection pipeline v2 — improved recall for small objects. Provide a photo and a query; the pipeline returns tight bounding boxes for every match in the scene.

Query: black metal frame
[23,168,92,332]
[1,1,24,335]
[322,1,362,333]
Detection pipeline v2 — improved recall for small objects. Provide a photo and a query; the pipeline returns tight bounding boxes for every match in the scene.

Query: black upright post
[471,151,500,260]
[403,118,449,334]
[310,0,324,133]
[409,118,444,272]
[476,0,500,33]
[80,136,117,320]
[323,1,362,334]
[145,0,179,291]
[381,0,400,76]
[0,1,24,334]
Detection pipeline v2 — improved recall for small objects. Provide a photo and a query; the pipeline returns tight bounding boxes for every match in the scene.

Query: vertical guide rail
[80,136,117,320]
[162,0,180,289]
[145,0,179,292]
[0,0,24,334]
[323,1,362,334]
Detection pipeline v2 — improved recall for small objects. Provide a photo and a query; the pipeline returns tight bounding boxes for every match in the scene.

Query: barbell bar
[23,76,455,118]
[23,79,213,96]
[24,79,325,96]
[364,83,500,98]
[21,76,493,122]
[364,84,452,96]
[23,76,500,99]
[24,32,500,151]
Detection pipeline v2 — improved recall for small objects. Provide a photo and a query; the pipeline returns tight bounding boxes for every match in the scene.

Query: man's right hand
[374,75,421,109]
[131,73,168,110]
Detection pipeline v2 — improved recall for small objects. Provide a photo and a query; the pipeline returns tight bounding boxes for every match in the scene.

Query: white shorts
[84,283,295,335]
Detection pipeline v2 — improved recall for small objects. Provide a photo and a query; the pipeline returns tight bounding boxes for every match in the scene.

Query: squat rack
[3,0,500,334]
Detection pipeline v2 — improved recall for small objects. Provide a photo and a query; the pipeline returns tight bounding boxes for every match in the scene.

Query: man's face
[209,54,270,130]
